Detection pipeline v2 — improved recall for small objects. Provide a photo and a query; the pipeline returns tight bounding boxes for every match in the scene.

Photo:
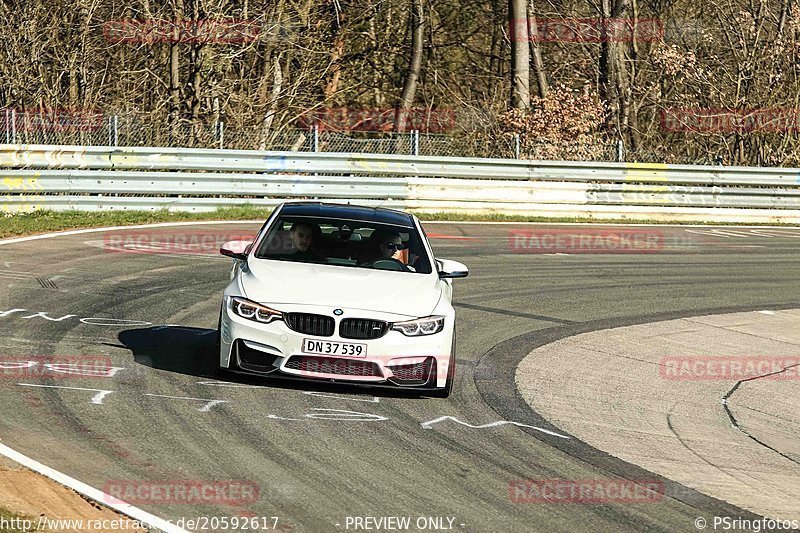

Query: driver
[362,228,405,263]
[289,222,324,261]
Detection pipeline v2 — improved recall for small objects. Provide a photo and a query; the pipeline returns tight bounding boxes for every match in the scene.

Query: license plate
[302,339,367,358]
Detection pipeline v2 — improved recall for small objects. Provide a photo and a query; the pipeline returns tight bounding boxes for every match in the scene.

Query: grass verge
[0,207,268,239]
[414,211,799,225]
[1,208,798,239]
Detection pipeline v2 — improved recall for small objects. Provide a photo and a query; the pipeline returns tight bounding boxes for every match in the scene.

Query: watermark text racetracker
[103,480,259,507]
[508,228,665,254]
[2,107,104,132]
[297,107,456,133]
[509,18,663,42]
[0,355,119,379]
[290,353,451,382]
[660,356,800,380]
[103,230,255,255]
[509,479,664,503]
[662,107,800,133]
[103,19,295,44]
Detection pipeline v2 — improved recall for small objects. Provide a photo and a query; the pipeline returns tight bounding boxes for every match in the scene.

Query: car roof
[279,202,415,228]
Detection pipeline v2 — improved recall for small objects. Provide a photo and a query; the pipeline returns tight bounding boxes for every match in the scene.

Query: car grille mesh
[339,318,389,339]
[285,356,383,377]
[284,313,335,337]
[388,358,434,383]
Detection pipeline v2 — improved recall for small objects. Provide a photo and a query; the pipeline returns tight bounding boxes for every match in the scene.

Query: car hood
[241,259,442,319]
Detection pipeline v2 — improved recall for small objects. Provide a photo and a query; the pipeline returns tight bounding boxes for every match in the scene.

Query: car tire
[429,331,456,398]
[213,307,226,375]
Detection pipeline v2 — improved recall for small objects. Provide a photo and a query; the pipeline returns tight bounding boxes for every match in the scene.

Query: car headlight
[391,315,445,336]
[229,296,283,324]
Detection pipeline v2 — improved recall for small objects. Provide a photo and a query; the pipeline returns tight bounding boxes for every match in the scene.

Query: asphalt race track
[1,221,799,532]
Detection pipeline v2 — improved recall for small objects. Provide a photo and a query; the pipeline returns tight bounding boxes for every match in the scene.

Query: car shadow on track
[117,325,218,379]
[117,325,440,399]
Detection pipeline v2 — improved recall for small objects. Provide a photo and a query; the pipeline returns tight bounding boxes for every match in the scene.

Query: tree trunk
[259,55,284,149]
[188,44,202,145]
[324,35,345,100]
[169,0,184,137]
[68,51,80,105]
[599,0,613,115]
[490,9,499,81]
[395,0,425,132]
[599,0,635,147]
[509,0,530,108]
[324,2,346,101]
[527,0,547,98]
[368,15,384,106]
[627,0,640,151]
[778,0,792,34]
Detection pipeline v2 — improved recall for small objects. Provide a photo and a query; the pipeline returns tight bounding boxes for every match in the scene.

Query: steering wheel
[361,258,409,272]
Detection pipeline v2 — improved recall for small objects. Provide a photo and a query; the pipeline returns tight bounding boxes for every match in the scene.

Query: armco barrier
[1,144,800,223]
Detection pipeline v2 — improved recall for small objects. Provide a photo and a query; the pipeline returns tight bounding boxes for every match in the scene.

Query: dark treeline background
[0,0,797,165]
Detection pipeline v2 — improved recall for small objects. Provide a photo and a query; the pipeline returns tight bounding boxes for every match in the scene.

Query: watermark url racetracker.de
[0,516,288,531]
[694,517,800,531]
[0,517,147,532]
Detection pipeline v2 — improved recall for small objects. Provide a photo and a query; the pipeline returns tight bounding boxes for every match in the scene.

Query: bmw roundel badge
[333,309,344,316]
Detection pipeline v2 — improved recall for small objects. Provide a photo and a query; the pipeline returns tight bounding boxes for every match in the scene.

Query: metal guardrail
[2,144,800,223]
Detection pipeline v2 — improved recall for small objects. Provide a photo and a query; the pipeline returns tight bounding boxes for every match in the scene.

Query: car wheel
[429,331,456,398]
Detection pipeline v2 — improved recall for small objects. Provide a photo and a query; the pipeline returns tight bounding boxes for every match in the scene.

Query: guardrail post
[220,121,225,149]
[617,139,624,162]
[113,115,119,147]
[313,124,319,152]
[514,133,520,159]
[4,109,9,144]
[413,130,419,156]
[10,109,16,144]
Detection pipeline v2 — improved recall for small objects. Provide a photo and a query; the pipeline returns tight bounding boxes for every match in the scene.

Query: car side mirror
[220,240,252,261]
[437,259,469,279]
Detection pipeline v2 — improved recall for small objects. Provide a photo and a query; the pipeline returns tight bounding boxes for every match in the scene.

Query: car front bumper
[219,301,454,389]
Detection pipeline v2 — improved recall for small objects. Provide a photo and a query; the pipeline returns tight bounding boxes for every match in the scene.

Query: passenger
[361,228,405,263]
[289,222,324,261]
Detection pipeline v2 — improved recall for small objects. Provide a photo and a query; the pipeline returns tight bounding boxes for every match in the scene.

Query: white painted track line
[0,442,188,533]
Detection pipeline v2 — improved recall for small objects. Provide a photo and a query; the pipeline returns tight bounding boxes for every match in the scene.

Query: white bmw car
[216,202,468,397]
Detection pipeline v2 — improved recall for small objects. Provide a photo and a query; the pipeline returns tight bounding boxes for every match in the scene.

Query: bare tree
[395,0,425,132]
[509,0,530,108]
[0,0,797,164]
[598,0,636,148]
[527,0,547,97]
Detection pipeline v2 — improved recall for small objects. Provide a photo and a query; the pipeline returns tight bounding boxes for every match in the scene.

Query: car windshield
[254,215,433,274]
